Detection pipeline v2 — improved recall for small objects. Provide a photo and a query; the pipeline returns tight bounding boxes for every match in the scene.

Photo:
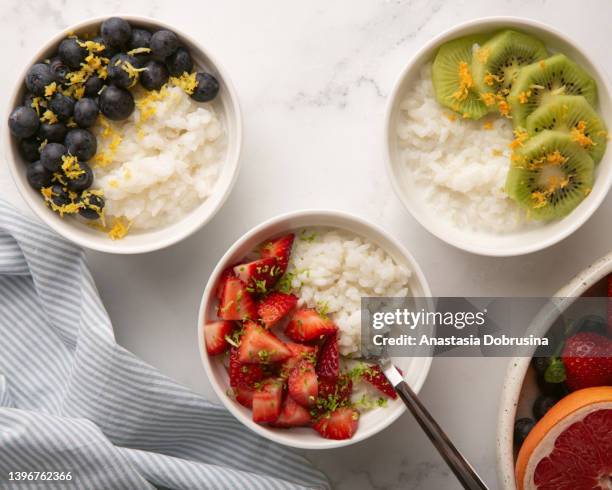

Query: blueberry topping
[84,75,105,97]
[38,122,67,143]
[99,85,134,121]
[150,29,179,59]
[78,193,105,220]
[40,142,66,172]
[100,17,132,48]
[129,28,152,51]
[48,93,75,122]
[49,56,70,83]
[58,38,88,70]
[26,160,52,189]
[19,137,41,162]
[73,98,99,128]
[66,161,93,192]
[533,395,558,420]
[9,106,40,138]
[140,60,169,91]
[108,53,139,88]
[190,72,219,102]
[50,184,71,207]
[25,63,55,96]
[513,418,535,446]
[65,128,97,161]
[92,35,117,58]
[166,47,193,76]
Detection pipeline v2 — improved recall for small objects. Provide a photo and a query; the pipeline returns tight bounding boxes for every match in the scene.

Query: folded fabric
[0,200,329,490]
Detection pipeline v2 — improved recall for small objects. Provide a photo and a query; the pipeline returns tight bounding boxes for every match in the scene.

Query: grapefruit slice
[515,386,612,490]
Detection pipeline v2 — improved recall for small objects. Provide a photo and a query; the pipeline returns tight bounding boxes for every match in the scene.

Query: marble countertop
[1,0,611,488]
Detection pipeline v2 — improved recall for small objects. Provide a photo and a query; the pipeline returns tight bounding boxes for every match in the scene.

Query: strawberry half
[608,274,612,337]
[252,379,284,423]
[318,375,352,403]
[260,234,295,273]
[229,347,265,388]
[313,407,359,440]
[270,396,312,428]
[281,343,318,378]
[233,257,282,294]
[361,365,398,399]
[561,332,612,391]
[204,320,235,356]
[285,308,337,342]
[317,333,339,379]
[238,321,291,364]
[215,265,237,300]
[235,385,255,409]
[288,360,318,408]
[258,292,298,328]
[218,277,257,321]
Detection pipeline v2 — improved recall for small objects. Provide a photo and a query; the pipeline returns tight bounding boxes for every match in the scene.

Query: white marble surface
[1,0,611,488]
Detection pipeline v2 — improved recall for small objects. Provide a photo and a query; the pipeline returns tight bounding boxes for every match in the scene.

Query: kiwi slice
[508,53,598,128]
[432,34,489,119]
[526,95,608,164]
[506,130,594,220]
[472,30,548,113]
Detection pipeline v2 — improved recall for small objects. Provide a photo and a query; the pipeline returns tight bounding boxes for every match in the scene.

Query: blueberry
[514,418,535,446]
[532,356,550,378]
[150,30,178,59]
[49,94,75,122]
[40,142,66,172]
[49,57,70,83]
[128,28,152,51]
[66,161,93,192]
[38,122,67,143]
[65,129,97,161]
[9,106,40,138]
[50,184,71,207]
[19,137,40,162]
[533,395,558,420]
[84,75,105,97]
[73,98,98,128]
[78,192,105,220]
[100,17,132,48]
[26,160,52,189]
[58,38,88,70]
[190,72,219,102]
[99,85,134,121]
[25,63,55,96]
[92,35,117,58]
[23,92,37,109]
[108,53,139,88]
[140,60,169,91]
[166,47,193,76]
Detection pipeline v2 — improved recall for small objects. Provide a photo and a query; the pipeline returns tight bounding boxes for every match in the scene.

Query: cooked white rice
[92,85,225,230]
[396,63,533,233]
[286,228,412,355]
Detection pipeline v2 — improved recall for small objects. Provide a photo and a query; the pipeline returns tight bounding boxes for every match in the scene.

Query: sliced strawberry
[281,343,318,378]
[235,385,255,409]
[238,321,291,364]
[270,396,312,428]
[288,360,318,408]
[561,332,612,391]
[218,277,257,321]
[252,379,284,423]
[258,292,298,328]
[313,407,359,440]
[229,347,265,387]
[318,375,352,403]
[361,365,398,399]
[260,234,295,273]
[204,320,235,356]
[233,257,282,294]
[285,308,337,342]
[317,333,339,379]
[608,274,612,337]
[215,265,237,300]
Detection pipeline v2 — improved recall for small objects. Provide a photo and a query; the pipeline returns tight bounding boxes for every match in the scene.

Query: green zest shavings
[299,229,318,242]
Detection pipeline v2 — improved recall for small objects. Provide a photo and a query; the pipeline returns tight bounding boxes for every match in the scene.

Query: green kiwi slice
[432,34,489,119]
[506,130,594,220]
[472,30,548,113]
[526,95,608,164]
[508,53,598,129]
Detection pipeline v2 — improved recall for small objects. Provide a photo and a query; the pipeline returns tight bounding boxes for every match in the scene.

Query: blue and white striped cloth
[0,200,329,490]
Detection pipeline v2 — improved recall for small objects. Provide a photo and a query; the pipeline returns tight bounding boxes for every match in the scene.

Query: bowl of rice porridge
[385,17,612,256]
[4,15,241,254]
[197,210,433,449]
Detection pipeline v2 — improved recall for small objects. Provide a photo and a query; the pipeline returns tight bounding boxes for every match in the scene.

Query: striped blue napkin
[0,200,329,490]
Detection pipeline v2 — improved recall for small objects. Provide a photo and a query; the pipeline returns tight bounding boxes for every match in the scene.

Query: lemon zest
[570,120,595,148]
[451,62,473,102]
[41,109,58,124]
[44,82,58,97]
[169,72,198,94]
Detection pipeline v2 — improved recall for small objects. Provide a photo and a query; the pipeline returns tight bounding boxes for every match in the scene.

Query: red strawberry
[285,308,337,342]
[218,277,257,321]
[607,274,612,337]
[361,365,398,399]
[258,292,298,328]
[318,375,352,403]
[561,332,612,391]
[228,348,265,388]
[252,379,284,423]
[233,257,282,294]
[313,407,359,440]
[281,343,318,377]
[215,265,237,300]
[235,385,255,409]
[204,320,235,356]
[317,333,339,379]
[261,234,295,273]
[288,360,318,408]
[238,321,291,364]
[270,396,312,428]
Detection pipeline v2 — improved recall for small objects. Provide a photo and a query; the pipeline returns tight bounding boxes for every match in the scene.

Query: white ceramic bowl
[197,209,433,449]
[3,15,242,254]
[385,17,612,257]
[496,251,612,489]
